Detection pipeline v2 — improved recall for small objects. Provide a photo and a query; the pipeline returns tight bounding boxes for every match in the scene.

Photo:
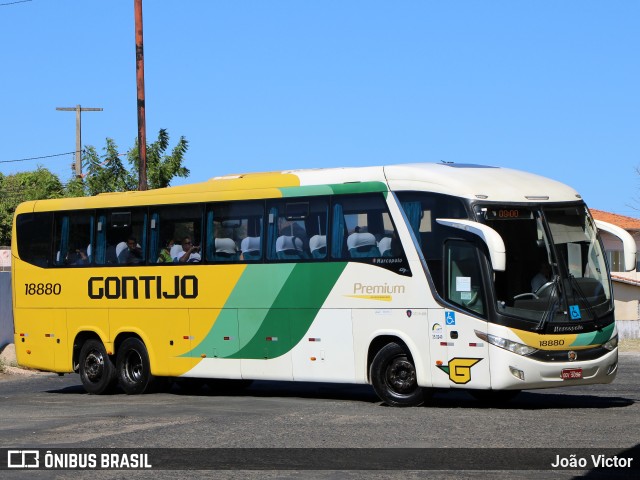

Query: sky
[0,0,638,216]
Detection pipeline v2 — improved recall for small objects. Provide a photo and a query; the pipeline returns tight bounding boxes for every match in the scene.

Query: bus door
[431,240,491,390]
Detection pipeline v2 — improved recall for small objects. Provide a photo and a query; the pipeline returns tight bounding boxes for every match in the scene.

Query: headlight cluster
[603,335,618,351]
[475,330,538,356]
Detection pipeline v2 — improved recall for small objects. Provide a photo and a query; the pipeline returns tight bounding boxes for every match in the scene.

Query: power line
[0,0,32,6]
[0,151,76,165]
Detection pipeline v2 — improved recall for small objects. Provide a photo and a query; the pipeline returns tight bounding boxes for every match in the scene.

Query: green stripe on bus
[226,262,347,359]
[278,181,387,198]
[569,323,615,347]
[183,262,346,359]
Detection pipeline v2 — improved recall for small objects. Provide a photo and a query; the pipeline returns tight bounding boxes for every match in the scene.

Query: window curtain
[141,213,148,262]
[331,203,344,258]
[96,214,106,264]
[88,216,95,264]
[206,209,215,260]
[401,201,422,246]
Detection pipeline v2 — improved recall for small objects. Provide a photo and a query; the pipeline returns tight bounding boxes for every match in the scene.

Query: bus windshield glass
[476,204,612,326]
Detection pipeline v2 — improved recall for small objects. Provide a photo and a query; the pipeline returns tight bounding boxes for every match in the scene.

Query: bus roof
[16,162,581,214]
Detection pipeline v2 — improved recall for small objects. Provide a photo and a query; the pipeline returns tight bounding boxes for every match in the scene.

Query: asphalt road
[1,353,639,479]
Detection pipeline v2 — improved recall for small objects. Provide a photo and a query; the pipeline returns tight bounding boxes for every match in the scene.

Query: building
[591,209,640,339]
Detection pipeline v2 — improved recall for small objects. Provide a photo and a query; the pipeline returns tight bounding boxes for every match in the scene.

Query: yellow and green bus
[11,163,634,406]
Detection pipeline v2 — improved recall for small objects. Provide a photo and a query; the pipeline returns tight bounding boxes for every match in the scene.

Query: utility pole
[134,0,147,191]
[56,105,103,178]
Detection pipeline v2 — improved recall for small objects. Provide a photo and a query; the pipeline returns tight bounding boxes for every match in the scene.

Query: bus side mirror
[436,219,506,272]
[595,219,637,272]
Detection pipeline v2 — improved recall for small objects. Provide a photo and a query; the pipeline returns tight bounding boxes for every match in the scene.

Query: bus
[11,162,636,406]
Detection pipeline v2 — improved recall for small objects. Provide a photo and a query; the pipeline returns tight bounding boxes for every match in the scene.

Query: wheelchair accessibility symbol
[445,311,456,326]
[569,305,582,320]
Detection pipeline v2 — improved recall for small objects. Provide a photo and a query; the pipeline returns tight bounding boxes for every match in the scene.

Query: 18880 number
[24,283,62,296]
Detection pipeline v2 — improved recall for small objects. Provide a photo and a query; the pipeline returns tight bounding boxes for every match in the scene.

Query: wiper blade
[534,276,560,332]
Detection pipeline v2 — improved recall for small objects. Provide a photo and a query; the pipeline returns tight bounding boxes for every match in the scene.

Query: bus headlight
[475,330,538,357]
[603,335,618,351]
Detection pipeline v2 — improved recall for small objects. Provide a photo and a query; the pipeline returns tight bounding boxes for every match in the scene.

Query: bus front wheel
[370,342,425,407]
[78,339,116,395]
[116,338,154,395]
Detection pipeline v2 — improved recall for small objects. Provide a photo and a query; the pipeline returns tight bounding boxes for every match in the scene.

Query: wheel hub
[387,358,416,393]
[84,351,104,382]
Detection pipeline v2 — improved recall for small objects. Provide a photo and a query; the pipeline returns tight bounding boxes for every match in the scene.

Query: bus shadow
[47,380,635,410]
[168,381,635,410]
[425,389,634,410]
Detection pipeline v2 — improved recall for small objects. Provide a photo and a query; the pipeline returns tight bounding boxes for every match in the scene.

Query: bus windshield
[476,204,612,327]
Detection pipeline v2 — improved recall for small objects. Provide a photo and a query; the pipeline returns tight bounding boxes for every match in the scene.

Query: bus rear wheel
[370,342,425,407]
[117,338,154,395]
[78,339,116,395]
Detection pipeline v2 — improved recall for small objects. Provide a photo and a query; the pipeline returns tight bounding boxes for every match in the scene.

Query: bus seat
[115,241,128,263]
[241,236,261,261]
[309,235,327,259]
[214,238,238,261]
[347,232,380,258]
[276,235,308,260]
[378,237,392,257]
[170,244,184,262]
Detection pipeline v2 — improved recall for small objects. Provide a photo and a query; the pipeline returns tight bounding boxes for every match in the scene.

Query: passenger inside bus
[157,238,175,263]
[174,236,201,263]
[66,244,89,266]
[121,236,143,265]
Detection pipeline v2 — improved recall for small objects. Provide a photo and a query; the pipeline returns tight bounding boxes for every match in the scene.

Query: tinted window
[16,212,53,267]
[206,201,264,262]
[267,197,328,261]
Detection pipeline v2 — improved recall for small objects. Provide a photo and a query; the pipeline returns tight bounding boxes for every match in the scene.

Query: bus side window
[331,194,399,261]
[266,197,328,261]
[445,240,485,316]
[53,211,94,267]
[153,204,203,264]
[206,201,264,263]
[97,209,148,266]
[16,212,53,268]
[397,192,470,298]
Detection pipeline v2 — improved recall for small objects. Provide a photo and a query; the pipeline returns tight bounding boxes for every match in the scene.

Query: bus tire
[370,342,424,407]
[116,338,154,395]
[78,339,116,395]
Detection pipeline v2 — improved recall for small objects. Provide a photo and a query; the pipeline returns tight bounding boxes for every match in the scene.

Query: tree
[0,129,189,245]
[0,167,64,245]
[80,139,134,196]
[127,128,190,190]
[73,129,189,194]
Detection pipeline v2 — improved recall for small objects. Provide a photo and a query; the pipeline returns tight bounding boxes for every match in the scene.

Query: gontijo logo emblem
[437,358,482,384]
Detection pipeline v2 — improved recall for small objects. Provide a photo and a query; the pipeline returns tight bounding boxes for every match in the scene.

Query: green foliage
[82,140,134,195]
[0,167,64,245]
[128,129,190,190]
[0,129,189,246]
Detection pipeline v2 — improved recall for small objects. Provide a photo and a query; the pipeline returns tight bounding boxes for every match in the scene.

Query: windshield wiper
[534,275,561,332]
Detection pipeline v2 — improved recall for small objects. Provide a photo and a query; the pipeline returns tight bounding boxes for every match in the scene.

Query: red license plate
[561,368,583,380]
